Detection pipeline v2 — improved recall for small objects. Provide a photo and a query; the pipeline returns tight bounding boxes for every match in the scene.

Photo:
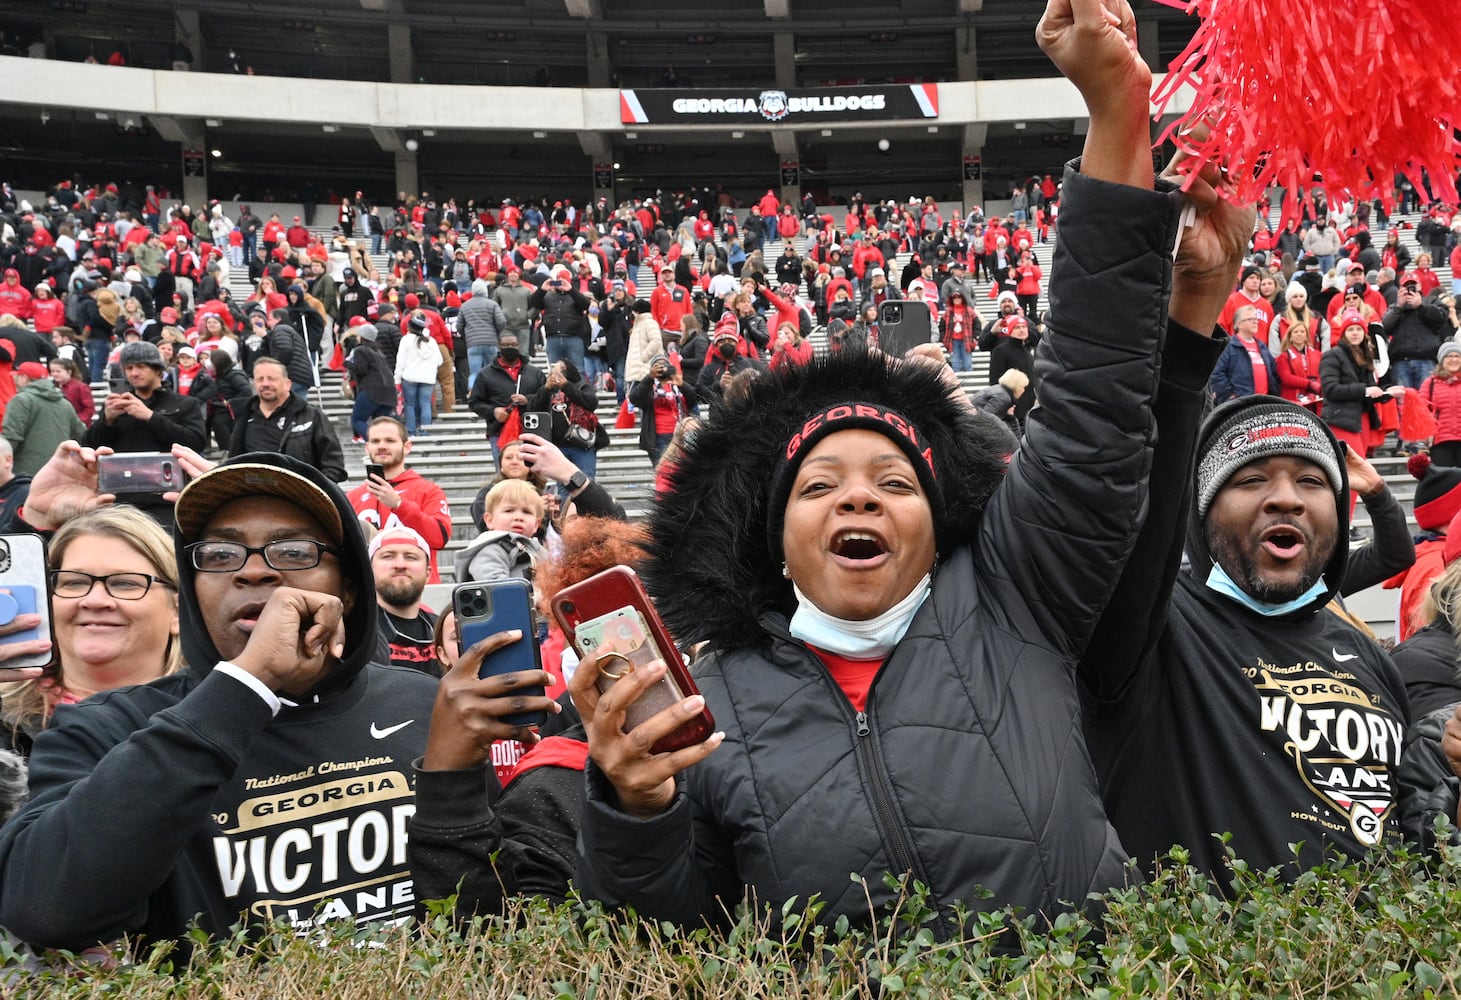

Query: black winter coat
[1391,621,1461,719]
[1319,344,1383,433]
[344,341,395,407]
[264,322,315,390]
[227,394,347,481]
[467,358,547,439]
[629,374,699,455]
[578,163,1178,933]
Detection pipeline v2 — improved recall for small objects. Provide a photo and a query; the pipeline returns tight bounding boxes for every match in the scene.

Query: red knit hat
[404,293,420,309]
[1411,452,1461,531]
[1337,309,1367,330]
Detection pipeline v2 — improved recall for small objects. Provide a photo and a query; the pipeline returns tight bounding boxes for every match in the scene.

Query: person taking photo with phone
[81,341,207,528]
[566,0,1254,935]
[1,505,182,756]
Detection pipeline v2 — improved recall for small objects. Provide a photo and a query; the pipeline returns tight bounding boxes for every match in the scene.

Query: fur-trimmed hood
[643,350,1015,652]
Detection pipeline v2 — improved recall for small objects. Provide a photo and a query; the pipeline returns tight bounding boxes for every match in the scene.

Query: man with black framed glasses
[0,451,455,950]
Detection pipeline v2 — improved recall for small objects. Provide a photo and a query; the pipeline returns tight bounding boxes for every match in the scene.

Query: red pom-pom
[1409,451,1432,480]
[1151,0,1461,226]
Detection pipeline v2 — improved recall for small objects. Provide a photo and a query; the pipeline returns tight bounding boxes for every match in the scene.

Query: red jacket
[825,276,856,308]
[650,282,692,333]
[346,467,453,583]
[776,213,799,239]
[757,192,779,219]
[851,244,883,280]
[770,338,813,371]
[31,296,65,333]
[1420,372,1461,444]
[262,220,285,244]
[425,309,452,351]
[983,224,1009,256]
[60,376,96,426]
[1015,262,1042,296]
[1383,537,1447,642]
[1274,347,1323,405]
[0,272,32,320]
[759,287,803,338]
[1412,266,1441,296]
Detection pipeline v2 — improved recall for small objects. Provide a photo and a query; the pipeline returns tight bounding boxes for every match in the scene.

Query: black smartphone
[97,453,189,499]
[878,299,934,358]
[521,411,552,438]
[453,580,546,727]
[365,463,386,483]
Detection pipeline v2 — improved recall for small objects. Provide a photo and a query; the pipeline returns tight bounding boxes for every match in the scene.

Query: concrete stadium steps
[162,206,1458,609]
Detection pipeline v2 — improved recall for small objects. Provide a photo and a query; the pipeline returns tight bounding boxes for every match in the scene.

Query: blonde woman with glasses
[1,506,181,756]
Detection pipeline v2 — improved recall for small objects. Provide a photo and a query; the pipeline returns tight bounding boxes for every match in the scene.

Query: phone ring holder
[597,651,634,680]
[0,592,17,627]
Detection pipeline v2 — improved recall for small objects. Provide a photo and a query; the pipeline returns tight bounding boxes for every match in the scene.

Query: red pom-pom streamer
[1150,0,1461,226]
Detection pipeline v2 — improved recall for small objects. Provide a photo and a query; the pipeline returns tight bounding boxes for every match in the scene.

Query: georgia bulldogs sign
[620,84,938,125]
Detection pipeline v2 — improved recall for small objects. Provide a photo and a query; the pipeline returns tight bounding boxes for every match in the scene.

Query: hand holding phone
[0,535,53,672]
[453,581,547,727]
[556,567,721,818]
[97,453,189,500]
[422,618,559,772]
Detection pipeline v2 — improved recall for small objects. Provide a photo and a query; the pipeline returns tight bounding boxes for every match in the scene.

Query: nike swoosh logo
[370,720,414,740]
[1332,648,1358,663]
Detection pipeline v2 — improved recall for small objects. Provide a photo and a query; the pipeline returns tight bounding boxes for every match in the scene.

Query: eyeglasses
[186,539,341,573]
[50,570,176,600]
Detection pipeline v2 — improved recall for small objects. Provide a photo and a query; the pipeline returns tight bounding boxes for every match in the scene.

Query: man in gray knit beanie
[1080,389,1428,884]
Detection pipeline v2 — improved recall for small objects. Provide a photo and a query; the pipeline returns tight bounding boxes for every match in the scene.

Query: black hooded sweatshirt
[1080,376,1418,881]
[0,453,439,950]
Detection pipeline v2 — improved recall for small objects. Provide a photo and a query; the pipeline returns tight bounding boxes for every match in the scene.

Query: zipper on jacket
[853,709,931,925]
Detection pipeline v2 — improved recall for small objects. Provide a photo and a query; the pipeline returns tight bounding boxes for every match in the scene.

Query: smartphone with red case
[550,566,713,754]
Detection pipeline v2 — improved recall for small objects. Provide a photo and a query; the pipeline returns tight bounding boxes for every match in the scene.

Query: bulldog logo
[758,90,789,122]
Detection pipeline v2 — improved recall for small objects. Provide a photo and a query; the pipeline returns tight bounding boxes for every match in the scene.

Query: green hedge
[8,840,1461,998]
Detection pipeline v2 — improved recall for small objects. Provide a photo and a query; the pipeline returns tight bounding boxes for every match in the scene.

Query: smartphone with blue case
[452,579,546,727]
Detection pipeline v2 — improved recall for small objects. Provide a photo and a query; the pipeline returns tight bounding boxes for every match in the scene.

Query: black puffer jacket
[1319,343,1383,433]
[1391,621,1461,719]
[1396,701,1461,854]
[577,162,1185,932]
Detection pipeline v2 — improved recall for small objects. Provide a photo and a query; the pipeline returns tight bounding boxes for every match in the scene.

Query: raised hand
[1036,0,1150,115]
[19,442,116,532]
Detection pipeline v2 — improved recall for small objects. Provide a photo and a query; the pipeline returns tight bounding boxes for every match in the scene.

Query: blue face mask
[1204,561,1328,617]
[788,574,931,661]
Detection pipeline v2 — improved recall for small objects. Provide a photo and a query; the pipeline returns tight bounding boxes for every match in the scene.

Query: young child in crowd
[452,479,546,583]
